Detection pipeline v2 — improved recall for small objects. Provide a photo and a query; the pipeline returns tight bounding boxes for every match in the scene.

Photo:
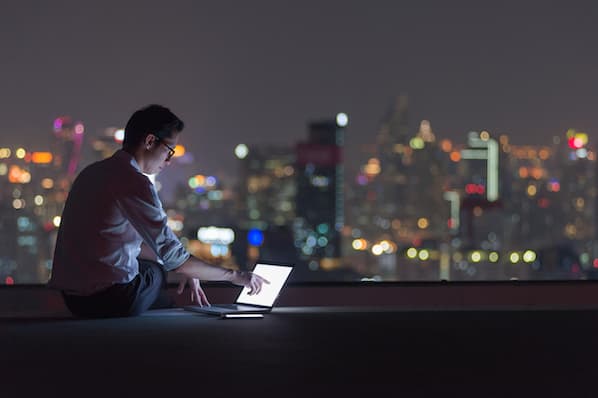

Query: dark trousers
[62,259,173,318]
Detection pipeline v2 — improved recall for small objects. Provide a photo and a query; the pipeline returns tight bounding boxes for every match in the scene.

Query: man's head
[123,104,184,174]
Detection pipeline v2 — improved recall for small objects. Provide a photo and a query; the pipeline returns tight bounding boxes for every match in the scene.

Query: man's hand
[177,277,210,307]
[230,270,270,295]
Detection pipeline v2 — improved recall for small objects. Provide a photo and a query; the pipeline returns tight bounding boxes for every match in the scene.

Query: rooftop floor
[2,306,597,397]
[2,283,598,396]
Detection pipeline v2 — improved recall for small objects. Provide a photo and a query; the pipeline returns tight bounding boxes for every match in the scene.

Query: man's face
[144,132,179,175]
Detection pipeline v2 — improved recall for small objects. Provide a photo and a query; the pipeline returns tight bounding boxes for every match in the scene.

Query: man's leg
[62,260,169,318]
[127,259,172,315]
[62,280,141,318]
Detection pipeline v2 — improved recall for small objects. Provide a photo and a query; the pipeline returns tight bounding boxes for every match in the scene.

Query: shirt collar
[113,149,142,173]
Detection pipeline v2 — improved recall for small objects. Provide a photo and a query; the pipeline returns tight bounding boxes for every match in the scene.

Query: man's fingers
[193,288,204,307]
[251,275,266,294]
[177,278,208,305]
[177,279,185,294]
[199,293,204,306]
[253,280,261,295]
[199,288,211,307]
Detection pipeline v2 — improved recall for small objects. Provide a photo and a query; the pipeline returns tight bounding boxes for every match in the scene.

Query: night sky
[2,1,597,179]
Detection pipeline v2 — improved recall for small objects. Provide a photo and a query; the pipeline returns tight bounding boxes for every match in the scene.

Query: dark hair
[123,104,184,149]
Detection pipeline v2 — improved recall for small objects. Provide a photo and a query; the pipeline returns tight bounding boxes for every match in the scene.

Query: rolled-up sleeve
[116,176,190,271]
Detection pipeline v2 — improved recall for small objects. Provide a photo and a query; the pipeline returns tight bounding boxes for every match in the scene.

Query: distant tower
[295,114,346,272]
[417,120,436,143]
[235,144,298,267]
[52,116,85,179]
[348,95,451,280]
[373,95,411,220]
[459,131,501,247]
[366,95,414,239]
[376,94,410,154]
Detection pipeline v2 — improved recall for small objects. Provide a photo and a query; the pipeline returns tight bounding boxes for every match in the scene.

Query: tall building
[457,131,502,249]
[346,96,451,280]
[231,144,298,268]
[51,116,85,179]
[294,117,345,274]
[237,145,296,231]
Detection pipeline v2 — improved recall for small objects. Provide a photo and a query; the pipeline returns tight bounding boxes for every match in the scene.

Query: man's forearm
[174,255,235,281]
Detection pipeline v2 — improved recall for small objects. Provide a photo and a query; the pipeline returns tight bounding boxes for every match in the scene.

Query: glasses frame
[155,136,175,161]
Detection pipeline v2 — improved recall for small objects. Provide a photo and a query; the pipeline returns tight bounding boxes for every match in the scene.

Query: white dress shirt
[48,150,190,295]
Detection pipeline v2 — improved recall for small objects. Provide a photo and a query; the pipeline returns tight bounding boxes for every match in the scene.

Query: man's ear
[144,133,156,150]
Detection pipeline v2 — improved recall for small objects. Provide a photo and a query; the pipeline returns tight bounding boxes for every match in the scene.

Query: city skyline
[1,1,597,178]
[2,111,594,284]
[3,109,588,206]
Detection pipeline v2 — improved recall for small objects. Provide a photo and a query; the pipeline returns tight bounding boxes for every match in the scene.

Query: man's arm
[174,255,235,282]
[174,255,269,293]
[172,256,269,306]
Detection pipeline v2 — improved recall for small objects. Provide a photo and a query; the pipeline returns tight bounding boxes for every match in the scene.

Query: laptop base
[184,304,270,315]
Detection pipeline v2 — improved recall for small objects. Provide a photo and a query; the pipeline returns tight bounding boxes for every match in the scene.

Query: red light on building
[296,144,342,166]
[537,198,550,208]
[465,184,485,195]
[568,136,584,149]
[43,221,56,232]
[5,276,14,285]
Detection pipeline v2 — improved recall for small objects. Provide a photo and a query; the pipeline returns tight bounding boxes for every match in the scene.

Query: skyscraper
[295,117,345,273]
[234,144,298,269]
[347,96,451,280]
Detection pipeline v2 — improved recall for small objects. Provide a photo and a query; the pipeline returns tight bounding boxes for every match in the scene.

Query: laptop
[184,263,293,316]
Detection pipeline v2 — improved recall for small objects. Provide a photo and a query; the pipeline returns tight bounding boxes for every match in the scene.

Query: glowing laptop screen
[235,264,293,307]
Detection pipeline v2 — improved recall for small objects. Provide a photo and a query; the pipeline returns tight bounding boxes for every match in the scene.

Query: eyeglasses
[155,137,175,161]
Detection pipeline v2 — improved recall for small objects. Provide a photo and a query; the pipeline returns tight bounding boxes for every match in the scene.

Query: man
[48,104,267,317]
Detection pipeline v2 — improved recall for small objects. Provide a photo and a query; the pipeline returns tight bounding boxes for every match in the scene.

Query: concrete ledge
[3,280,598,318]
[0,281,598,318]
[277,281,598,308]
